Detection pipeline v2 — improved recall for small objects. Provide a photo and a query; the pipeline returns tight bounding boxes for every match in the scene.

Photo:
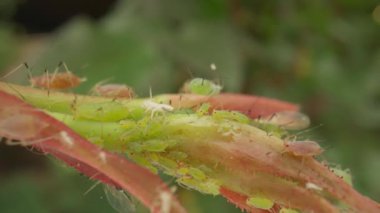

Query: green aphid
[279,208,299,213]
[145,139,178,152]
[129,139,178,153]
[128,154,158,174]
[75,101,129,121]
[198,165,213,174]
[196,103,211,116]
[87,136,105,146]
[119,120,137,130]
[177,167,190,176]
[212,110,250,124]
[188,167,207,181]
[177,167,207,181]
[150,154,178,172]
[135,117,166,139]
[250,121,288,138]
[246,196,274,210]
[185,78,222,96]
[331,168,353,186]
[103,184,137,213]
[121,100,147,120]
[177,177,220,195]
[167,151,188,160]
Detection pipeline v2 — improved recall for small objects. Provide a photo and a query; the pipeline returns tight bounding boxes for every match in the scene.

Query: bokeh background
[1,0,380,212]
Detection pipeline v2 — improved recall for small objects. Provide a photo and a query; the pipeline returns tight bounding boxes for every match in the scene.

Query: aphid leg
[268,112,277,121]
[83,180,102,196]
[42,68,52,96]
[70,94,78,111]
[25,145,47,156]
[23,63,34,81]
[298,157,305,176]
[58,61,76,86]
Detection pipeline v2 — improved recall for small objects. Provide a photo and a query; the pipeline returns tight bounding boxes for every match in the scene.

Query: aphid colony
[1,64,346,213]
[1,62,325,159]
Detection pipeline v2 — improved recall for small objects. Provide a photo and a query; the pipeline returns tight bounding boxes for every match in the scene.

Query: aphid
[0,111,75,147]
[99,151,107,164]
[92,83,135,99]
[151,186,177,213]
[212,110,250,124]
[30,62,86,90]
[180,78,222,96]
[142,100,173,118]
[142,87,174,118]
[59,131,74,147]
[279,208,299,213]
[210,63,217,71]
[0,108,49,143]
[305,182,323,191]
[246,196,274,210]
[259,111,310,130]
[103,184,136,213]
[158,190,172,213]
[284,140,324,157]
[331,167,353,186]
[1,62,86,90]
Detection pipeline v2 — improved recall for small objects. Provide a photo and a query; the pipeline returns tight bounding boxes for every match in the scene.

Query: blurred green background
[1,0,380,212]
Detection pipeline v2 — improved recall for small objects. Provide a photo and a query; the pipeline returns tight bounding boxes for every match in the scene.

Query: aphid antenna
[87,170,102,182]
[269,207,276,213]
[209,62,223,87]
[58,61,70,72]
[298,156,306,176]
[25,144,48,156]
[1,62,31,80]
[178,94,183,109]
[149,86,153,99]
[89,78,114,94]
[5,135,56,146]
[83,180,102,196]
[0,62,33,80]
[2,83,26,100]
[287,123,324,141]
[185,65,195,79]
